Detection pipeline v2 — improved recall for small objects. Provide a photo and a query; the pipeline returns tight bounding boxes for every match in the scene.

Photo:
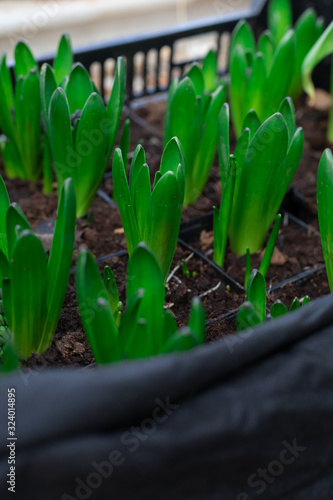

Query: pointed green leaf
[126,243,165,354]
[133,164,151,238]
[202,50,218,92]
[242,109,261,139]
[163,326,200,353]
[76,248,121,364]
[236,301,262,331]
[129,144,146,199]
[0,55,16,143]
[188,297,206,344]
[15,70,42,181]
[53,33,73,85]
[302,20,333,104]
[106,57,126,165]
[246,53,266,120]
[48,87,74,189]
[145,172,182,280]
[288,8,324,99]
[214,156,236,268]
[164,77,179,146]
[6,231,47,359]
[317,148,333,291]
[74,92,108,217]
[66,63,94,113]
[278,97,296,144]
[40,63,57,133]
[162,309,178,344]
[0,174,10,258]
[6,204,31,258]
[229,20,256,63]
[118,289,148,359]
[217,103,230,185]
[14,41,37,78]
[165,77,198,184]
[113,148,140,255]
[268,0,292,44]
[103,266,120,314]
[301,295,310,306]
[289,297,301,311]
[230,44,248,138]
[258,30,275,74]
[270,300,288,318]
[187,64,204,96]
[188,84,226,204]
[38,178,76,353]
[264,29,296,118]
[246,270,266,321]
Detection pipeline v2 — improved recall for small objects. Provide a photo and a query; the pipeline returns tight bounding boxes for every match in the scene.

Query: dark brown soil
[184,214,324,288]
[1,93,331,370]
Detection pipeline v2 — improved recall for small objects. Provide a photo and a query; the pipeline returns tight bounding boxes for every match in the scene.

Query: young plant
[317,148,333,291]
[0,34,73,190]
[229,3,324,138]
[236,269,310,331]
[42,57,126,217]
[214,99,303,257]
[302,20,333,143]
[112,137,185,281]
[0,175,76,360]
[76,243,206,364]
[164,50,226,205]
[268,0,324,100]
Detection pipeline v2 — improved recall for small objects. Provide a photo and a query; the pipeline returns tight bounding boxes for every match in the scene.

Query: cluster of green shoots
[214,97,303,263]
[229,0,324,137]
[0,174,76,360]
[113,137,185,281]
[76,244,205,364]
[0,34,126,217]
[164,50,226,205]
[237,268,310,332]
[302,20,333,142]
[1,0,333,372]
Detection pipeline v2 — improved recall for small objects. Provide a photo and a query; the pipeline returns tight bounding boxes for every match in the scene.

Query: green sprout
[112,137,185,282]
[213,99,303,259]
[42,56,126,217]
[236,269,310,331]
[76,243,206,364]
[0,34,73,190]
[302,20,333,143]
[268,0,324,100]
[0,175,76,360]
[164,50,226,205]
[317,149,333,291]
[229,2,323,138]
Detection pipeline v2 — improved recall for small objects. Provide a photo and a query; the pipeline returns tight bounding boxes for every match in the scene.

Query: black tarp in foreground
[1,294,333,500]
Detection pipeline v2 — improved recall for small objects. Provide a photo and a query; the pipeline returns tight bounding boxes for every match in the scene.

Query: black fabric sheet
[1,293,333,500]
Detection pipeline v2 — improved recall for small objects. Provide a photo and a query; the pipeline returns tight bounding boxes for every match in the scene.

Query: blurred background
[0,0,250,60]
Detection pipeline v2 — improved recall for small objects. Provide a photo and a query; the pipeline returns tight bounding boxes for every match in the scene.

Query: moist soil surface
[1,93,331,370]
